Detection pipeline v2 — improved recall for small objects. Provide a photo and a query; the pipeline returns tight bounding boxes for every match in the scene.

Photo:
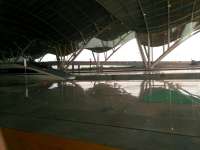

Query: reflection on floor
[0,128,118,150]
[143,81,200,104]
[1,78,200,149]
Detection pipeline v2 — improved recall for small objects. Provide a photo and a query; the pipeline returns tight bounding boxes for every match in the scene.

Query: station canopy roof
[0,0,200,58]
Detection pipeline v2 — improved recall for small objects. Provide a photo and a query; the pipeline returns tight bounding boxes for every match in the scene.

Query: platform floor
[1,77,200,149]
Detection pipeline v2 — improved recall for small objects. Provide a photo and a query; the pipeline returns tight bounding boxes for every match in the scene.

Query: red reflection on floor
[0,128,119,150]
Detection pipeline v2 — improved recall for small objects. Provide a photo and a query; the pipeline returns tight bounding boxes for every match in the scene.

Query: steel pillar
[97,53,101,72]
[151,47,154,62]
[104,52,107,61]
[147,33,151,69]
[163,44,165,53]
[92,52,98,68]
[167,1,171,49]
[143,45,148,58]
[138,0,151,70]
[136,36,148,69]
[56,55,61,69]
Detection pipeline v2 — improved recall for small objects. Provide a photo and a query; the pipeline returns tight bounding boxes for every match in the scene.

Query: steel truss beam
[14,40,35,62]
[90,32,133,72]
[151,29,200,69]
[63,21,122,70]
[104,46,121,62]
[104,32,132,62]
[65,49,83,69]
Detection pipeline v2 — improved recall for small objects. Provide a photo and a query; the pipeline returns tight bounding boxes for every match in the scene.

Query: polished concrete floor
[1,77,200,149]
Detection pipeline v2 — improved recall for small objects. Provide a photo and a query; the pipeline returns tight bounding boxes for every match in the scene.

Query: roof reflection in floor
[1,79,200,149]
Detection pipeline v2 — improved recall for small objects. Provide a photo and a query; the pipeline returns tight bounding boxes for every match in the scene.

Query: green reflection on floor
[144,88,200,104]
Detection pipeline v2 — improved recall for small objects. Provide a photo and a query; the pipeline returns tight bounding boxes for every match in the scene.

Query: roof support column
[92,52,102,72]
[151,47,154,63]
[97,53,101,72]
[142,45,148,58]
[138,0,151,70]
[167,0,171,49]
[92,52,99,68]
[136,35,148,69]
[147,32,151,69]
[104,52,108,61]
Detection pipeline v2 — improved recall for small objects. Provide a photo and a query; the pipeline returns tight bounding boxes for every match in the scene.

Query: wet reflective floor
[0,128,118,150]
[1,78,200,149]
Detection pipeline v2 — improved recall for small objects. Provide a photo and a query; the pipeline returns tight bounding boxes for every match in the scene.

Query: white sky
[41,32,200,62]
